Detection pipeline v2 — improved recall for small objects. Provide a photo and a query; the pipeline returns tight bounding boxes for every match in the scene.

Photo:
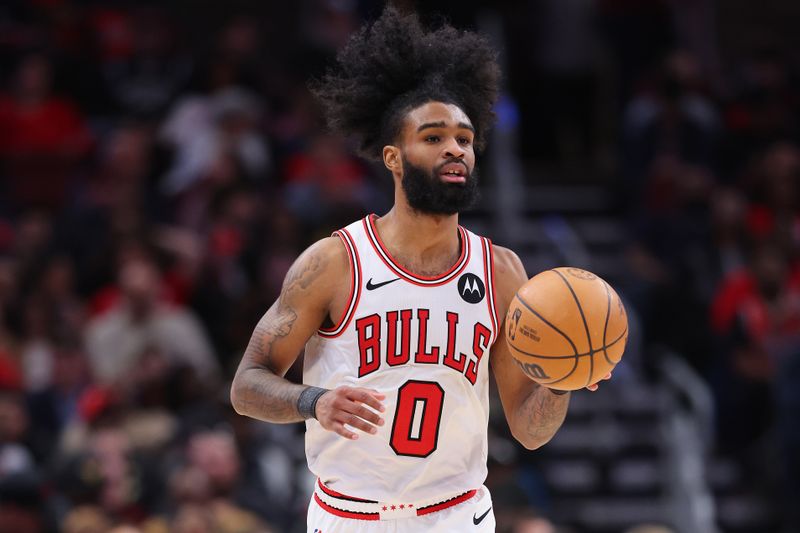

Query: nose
[443,137,465,159]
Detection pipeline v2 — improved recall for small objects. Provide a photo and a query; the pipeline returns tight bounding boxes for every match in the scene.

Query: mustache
[434,158,470,177]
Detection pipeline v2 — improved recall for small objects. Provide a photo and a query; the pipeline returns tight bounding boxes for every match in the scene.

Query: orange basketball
[505,267,628,391]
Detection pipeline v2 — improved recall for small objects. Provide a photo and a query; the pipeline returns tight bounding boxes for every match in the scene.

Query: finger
[332,422,358,440]
[586,383,599,392]
[602,372,612,380]
[350,403,384,427]
[340,414,378,435]
[350,389,386,412]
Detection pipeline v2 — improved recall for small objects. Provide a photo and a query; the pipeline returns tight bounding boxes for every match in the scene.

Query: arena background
[0,1,799,532]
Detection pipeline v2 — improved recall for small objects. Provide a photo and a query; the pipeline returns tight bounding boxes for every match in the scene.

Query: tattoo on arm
[232,249,326,423]
[518,385,569,446]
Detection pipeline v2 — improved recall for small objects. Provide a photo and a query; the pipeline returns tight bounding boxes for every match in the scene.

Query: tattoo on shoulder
[249,247,327,364]
[283,248,325,293]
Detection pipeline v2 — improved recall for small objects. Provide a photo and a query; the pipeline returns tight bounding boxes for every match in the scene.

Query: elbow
[509,424,557,451]
[229,378,246,416]
[513,432,549,451]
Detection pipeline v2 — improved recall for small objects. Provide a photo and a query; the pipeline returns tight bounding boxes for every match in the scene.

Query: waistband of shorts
[313,478,478,521]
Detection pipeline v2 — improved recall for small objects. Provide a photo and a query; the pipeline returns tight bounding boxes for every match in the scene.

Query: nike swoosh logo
[473,506,492,525]
[365,277,400,290]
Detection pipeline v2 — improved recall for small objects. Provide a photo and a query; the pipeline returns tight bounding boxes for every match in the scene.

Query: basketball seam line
[512,291,580,387]
[601,280,614,367]
[510,327,628,387]
[513,294,578,355]
[550,270,594,388]
[507,326,628,360]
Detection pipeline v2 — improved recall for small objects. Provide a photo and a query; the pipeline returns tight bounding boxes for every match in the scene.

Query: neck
[374,198,461,275]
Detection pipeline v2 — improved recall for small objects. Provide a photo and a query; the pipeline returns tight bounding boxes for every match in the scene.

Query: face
[388,101,479,215]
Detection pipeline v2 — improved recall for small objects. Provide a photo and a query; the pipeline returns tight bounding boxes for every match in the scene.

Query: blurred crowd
[0,0,798,532]
[612,16,800,533]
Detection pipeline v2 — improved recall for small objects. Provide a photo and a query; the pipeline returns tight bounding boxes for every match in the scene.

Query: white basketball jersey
[303,214,499,503]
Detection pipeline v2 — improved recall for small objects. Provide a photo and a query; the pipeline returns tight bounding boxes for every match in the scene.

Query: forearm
[231,238,347,424]
[230,271,312,422]
[510,385,570,450]
[230,366,309,423]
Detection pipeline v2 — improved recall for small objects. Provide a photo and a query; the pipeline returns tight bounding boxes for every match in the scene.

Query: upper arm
[236,236,349,377]
[489,246,542,418]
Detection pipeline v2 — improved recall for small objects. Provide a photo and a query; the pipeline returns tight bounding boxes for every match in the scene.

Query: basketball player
[231,7,606,532]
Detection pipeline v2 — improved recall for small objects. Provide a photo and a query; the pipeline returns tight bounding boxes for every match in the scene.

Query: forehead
[403,101,473,131]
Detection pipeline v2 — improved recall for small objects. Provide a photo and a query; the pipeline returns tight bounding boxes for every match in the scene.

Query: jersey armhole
[318,229,362,338]
[481,237,500,345]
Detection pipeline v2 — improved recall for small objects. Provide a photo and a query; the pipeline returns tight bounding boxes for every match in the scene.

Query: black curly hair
[311,6,501,161]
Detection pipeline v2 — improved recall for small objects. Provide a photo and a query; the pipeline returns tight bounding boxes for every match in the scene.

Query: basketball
[505,267,628,391]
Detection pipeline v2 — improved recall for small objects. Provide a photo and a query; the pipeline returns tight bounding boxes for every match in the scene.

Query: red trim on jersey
[314,482,478,520]
[482,238,499,345]
[317,479,378,503]
[314,494,380,521]
[363,214,470,287]
[415,489,477,516]
[318,228,362,338]
[318,230,353,334]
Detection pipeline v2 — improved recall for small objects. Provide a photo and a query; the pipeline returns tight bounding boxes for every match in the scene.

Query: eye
[425,135,440,143]
[458,137,472,145]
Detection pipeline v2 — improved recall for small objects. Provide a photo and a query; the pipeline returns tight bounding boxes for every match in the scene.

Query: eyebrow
[417,121,475,133]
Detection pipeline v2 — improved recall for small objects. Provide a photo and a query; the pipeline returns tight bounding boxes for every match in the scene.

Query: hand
[586,372,612,392]
[315,386,386,440]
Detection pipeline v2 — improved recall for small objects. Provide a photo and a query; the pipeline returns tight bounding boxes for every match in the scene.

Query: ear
[383,145,402,175]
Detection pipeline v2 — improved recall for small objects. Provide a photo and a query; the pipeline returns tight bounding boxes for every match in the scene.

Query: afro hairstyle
[310,6,501,161]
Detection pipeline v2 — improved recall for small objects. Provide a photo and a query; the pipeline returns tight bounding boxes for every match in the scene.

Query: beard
[400,157,480,215]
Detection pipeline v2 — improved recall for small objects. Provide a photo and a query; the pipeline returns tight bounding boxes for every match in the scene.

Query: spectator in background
[27,337,92,459]
[156,429,272,533]
[37,255,85,334]
[85,256,218,387]
[210,17,267,93]
[283,132,381,227]
[596,0,675,102]
[710,240,800,452]
[18,295,57,394]
[0,53,93,212]
[62,124,163,303]
[159,86,271,203]
[721,48,800,176]
[708,187,749,282]
[268,86,320,156]
[622,51,718,210]
[741,142,800,254]
[625,156,717,373]
[16,254,84,394]
[0,389,35,480]
[503,0,601,167]
[85,426,144,522]
[102,8,192,118]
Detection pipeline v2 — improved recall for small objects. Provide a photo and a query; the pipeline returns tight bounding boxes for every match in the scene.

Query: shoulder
[297,235,350,270]
[280,236,350,305]
[490,244,528,314]
[491,245,526,281]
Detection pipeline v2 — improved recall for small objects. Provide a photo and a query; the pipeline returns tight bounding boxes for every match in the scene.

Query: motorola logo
[457,273,485,304]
